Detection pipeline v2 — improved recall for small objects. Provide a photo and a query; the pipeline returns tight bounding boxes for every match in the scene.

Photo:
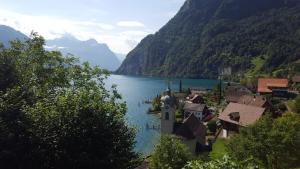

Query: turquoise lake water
[105,75,219,155]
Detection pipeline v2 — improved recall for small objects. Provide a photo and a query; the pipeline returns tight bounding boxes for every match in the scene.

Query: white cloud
[0,9,151,54]
[117,21,145,28]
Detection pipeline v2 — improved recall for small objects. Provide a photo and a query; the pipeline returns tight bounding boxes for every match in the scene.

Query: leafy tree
[0,34,140,169]
[149,135,192,169]
[183,155,256,169]
[294,95,300,113]
[227,113,300,169]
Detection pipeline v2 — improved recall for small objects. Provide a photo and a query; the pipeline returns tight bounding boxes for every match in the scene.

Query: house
[225,85,252,103]
[183,103,209,121]
[161,93,207,154]
[174,92,188,103]
[174,114,207,154]
[218,103,265,138]
[257,78,289,97]
[237,95,269,108]
[292,75,300,84]
[186,94,204,104]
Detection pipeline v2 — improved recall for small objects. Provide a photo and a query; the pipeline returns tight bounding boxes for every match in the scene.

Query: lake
[105,75,219,155]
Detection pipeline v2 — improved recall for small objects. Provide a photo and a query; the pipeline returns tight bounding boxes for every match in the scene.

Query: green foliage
[209,139,228,160]
[227,113,300,169]
[287,99,296,112]
[183,155,256,169]
[295,95,300,113]
[152,95,161,112]
[0,34,140,169]
[149,135,192,169]
[244,57,266,78]
[117,0,300,78]
[207,120,217,134]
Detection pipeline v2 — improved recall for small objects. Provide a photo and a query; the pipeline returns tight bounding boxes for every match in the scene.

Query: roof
[190,95,203,101]
[161,94,176,107]
[237,95,267,107]
[218,103,265,127]
[174,93,188,99]
[258,78,288,93]
[292,75,300,83]
[184,103,206,112]
[174,113,206,140]
[225,85,252,103]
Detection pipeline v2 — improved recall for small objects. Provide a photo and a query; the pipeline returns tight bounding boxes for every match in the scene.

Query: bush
[207,120,217,133]
[295,95,300,113]
[149,135,192,169]
[227,113,300,169]
[183,155,257,169]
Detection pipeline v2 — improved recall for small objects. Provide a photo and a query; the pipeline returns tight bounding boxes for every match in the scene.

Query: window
[165,112,169,120]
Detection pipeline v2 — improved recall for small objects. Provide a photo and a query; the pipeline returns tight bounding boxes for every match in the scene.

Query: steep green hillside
[117,0,300,78]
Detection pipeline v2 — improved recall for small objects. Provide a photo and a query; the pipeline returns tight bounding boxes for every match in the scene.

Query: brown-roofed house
[218,103,265,138]
[292,75,300,83]
[174,113,206,153]
[257,78,288,96]
[225,85,252,103]
[188,94,204,104]
[237,95,269,108]
[183,103,209,121]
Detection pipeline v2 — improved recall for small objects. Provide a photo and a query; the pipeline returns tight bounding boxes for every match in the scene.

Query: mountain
[115,53,126,62]
[117,0,300,78]
[47,35,121,71]
[0,25,28,47]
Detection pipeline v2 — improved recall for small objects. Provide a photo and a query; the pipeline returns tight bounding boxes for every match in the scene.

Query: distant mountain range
[46,35,121,71]
[0,25,120,71]
[117,0,300,78]
[115,53,126,62]
[0,25,28,47]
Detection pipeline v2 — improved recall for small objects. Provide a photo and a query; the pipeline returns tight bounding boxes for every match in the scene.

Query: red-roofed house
[257,78,289,96]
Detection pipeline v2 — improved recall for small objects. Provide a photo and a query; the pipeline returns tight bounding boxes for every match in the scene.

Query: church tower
[160,89,176,134]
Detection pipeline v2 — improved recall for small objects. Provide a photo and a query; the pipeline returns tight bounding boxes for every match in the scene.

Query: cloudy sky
[0,0,185,54]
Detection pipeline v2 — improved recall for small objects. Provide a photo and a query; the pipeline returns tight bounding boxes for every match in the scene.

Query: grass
[287,99,296,112]
[209,139,228,160]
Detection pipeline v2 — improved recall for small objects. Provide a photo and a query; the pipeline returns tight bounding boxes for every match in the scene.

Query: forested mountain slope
[117,0,300,78]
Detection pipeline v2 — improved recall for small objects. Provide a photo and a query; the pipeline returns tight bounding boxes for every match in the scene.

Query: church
[160,89,207,154]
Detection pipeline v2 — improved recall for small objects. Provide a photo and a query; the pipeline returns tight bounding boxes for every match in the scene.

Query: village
[151,74,300,156]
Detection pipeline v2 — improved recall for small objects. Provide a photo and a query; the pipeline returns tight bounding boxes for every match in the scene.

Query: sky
[0,0,185,54]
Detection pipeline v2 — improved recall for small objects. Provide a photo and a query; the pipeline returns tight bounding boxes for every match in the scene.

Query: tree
[0,33,140,169]
[149,135,192,169]
[227,113,300,169]
[151,95,161,112]
[294,95,300,113]
[183,155,254,169]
